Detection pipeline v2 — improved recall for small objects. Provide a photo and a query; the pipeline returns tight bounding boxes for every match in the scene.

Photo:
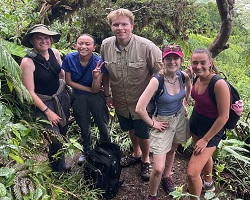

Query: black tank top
[26,48,61,95]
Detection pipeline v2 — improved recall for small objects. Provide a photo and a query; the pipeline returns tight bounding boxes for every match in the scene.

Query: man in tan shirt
[101,8,162,181]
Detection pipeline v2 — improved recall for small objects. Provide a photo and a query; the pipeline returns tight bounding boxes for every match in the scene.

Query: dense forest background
[0,0,249,199]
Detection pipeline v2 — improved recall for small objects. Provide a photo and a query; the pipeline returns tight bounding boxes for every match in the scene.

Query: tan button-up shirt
[101,34,162,119]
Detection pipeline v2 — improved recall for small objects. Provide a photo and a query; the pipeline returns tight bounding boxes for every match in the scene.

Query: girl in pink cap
[136,44,191,199]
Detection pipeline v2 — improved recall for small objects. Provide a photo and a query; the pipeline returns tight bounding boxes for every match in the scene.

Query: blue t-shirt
[157,70,186,116]
[62,52,107,94]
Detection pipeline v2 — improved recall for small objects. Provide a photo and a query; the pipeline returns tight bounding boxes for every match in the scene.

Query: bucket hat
[21,24,60,48]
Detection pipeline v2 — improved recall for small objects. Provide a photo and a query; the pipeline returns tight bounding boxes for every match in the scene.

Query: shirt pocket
[106,62,122,80]
[128,61,146,81]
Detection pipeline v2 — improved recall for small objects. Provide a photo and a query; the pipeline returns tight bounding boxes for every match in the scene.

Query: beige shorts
[150,107,190,154]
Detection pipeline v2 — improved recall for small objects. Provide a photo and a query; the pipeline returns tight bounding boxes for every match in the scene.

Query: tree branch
[208,0,235,58]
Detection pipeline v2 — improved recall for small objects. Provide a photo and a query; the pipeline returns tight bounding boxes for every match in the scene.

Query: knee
[152,167,164,177]
[187,168,199,182]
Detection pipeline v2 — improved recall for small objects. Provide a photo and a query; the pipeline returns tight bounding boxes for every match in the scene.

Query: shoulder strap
[193,75,198,85]
[152,73,164,116]
[208,75,222,106]
[75,67,89,83]
[26,51,46,64]
[48,48,57,61]
[154,73,164,98]
[75,55,93,83]
[179,70,185,84]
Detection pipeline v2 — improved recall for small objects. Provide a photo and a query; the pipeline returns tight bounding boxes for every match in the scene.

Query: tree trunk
[208,0,235,58]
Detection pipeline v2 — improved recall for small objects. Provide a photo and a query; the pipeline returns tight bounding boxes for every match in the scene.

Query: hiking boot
[202,181,215,192]
[120,154,141,168]
[141,162,151,181]
[147,195,158,200]
[161,176,176,193]
[78,154,86,166]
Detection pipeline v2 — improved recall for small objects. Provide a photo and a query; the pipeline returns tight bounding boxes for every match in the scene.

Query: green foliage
[213,139,250,198]
[217,139,250,163]
[0,167,15,199]
[51,169,104,200]
[0,39,32,103]
[0,0,249,199]
[170,185,241,200]
[0,0,40,43]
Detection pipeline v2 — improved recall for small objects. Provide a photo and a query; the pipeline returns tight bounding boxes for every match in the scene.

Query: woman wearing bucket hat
[136,44,191,199]
[20,24,70,174]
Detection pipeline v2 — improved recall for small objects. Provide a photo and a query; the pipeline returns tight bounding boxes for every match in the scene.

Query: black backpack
[83,142,123,199]
[147,70,185,117]
[208,74,241,129]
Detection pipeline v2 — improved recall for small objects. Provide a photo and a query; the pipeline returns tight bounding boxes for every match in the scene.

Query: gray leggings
[72,92,110,152]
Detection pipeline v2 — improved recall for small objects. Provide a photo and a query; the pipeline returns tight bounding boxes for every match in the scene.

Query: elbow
[220,114,229,125]
[135,105,140,113]
[225,114,229,123]
[135,105,143,116]
[92,88,100,93]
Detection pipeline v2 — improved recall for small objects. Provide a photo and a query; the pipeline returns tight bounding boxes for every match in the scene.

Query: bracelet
[105,94,111,97]
[43,107,49,113]
[150,120,154,128]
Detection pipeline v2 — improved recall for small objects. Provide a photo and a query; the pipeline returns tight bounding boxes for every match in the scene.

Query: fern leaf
[0,38,32,103]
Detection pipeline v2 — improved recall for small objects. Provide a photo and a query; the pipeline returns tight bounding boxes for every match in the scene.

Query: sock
[204,181,213,187]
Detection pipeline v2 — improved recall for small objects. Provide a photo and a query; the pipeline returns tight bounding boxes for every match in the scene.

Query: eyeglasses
[163,45,181,53]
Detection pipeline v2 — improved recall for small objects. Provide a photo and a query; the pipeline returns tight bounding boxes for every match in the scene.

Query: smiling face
[191,52,212,77]
[75,34,96,58]
[163,54,182,72]
[31,32,51,52]
[110,15,134,44]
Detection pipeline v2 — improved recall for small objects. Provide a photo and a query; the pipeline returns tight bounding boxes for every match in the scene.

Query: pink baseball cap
[162,44,183,59]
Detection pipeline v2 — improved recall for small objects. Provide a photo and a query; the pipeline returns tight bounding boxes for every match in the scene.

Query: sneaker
[78,154,86,165]
[141,162,151,181]
[120,154,141,168]
[202,181,215,192]
[147,195,158,200]
[161,176,176,193]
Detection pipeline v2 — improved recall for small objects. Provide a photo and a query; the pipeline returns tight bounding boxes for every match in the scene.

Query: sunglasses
[163,45,181,53]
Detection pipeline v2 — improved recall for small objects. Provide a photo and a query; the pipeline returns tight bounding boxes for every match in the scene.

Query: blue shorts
[189,109,225,147]
[116,113,150,139]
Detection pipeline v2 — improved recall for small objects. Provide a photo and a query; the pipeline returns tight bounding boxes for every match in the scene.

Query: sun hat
[21,24,61,48]
[162,44,183,59]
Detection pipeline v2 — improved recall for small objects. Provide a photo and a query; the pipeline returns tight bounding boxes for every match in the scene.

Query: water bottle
[232,100,244,116]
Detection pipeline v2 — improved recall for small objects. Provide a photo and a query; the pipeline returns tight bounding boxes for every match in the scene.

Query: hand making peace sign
[92,60,106,79]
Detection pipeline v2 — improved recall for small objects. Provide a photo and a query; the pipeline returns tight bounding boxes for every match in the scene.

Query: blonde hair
[107,8,135,25]
[191,48,219,74]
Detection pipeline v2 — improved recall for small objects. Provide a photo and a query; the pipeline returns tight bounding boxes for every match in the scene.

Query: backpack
[208,75,241,129]
[147,70,185,117]
[83,142,123,199]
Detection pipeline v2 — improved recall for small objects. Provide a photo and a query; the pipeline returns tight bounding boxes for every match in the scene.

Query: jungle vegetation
[0,0,249,199]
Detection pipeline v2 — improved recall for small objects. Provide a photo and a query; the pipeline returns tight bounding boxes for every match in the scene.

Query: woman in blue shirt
[62,34,110,164]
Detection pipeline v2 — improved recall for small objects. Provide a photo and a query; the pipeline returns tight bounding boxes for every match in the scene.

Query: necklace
[205,73,211,79]
[165,77,177,85]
